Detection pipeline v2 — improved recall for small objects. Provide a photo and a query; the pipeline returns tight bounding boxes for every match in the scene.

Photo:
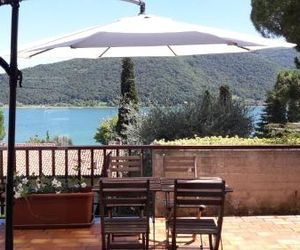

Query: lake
[2,106,263,145]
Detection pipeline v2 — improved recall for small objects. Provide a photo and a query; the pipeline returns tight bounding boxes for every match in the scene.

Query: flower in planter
[14,172,88,199]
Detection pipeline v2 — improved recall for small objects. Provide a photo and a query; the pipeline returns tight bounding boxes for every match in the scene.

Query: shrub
[124,86,253,144]
[94,116,118,145]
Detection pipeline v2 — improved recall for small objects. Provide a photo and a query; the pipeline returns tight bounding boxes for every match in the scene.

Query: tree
[0,109,5,141]
[256,70,300,136]
[94,116,118,145]
[116,57,139,140]
[218,85,232,109]
[251,0,300,68]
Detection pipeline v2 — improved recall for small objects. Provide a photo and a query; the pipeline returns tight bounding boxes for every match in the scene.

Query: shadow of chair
[166,179,226,250]
[99,178,151,250]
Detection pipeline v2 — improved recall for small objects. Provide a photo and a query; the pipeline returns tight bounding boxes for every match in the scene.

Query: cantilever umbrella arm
[120,0,145,14]
[0,1,22,250]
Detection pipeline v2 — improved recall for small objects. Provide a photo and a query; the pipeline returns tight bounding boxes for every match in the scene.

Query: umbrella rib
[228,42,251,51]
[167,45,177,56]
[98,47,111,57]
[27,48,52,58]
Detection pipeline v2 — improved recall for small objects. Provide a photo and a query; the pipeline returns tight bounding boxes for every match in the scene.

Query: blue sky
[0,0,264,68]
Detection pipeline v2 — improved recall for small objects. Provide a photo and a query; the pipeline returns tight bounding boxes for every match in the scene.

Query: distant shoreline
[1,105,117,109]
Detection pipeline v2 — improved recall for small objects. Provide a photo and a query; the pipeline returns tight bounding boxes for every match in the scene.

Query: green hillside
[0,48,299,106]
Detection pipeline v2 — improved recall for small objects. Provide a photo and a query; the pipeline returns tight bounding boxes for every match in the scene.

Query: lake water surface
[2,106,263,145]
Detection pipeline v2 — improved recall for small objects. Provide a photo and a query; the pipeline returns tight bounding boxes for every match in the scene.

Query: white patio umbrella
[2,1,296,249]
[18,13,294,60]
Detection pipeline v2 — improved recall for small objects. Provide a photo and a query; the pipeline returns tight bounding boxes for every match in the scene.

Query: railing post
[25,149,29,176]
[38,149,42,176]
[51,149,56,176]
[65,149,69,181]
[77,149,81,178]
[90,149,94,186]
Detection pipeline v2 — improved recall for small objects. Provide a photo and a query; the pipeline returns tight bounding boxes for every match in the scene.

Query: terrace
[1,216,300,249]
[0,144,300,249]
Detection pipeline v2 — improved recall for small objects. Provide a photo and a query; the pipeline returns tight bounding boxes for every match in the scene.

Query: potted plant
[13,172,93,229]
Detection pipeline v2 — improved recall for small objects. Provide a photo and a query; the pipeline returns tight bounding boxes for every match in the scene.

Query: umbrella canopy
[19,14,295,59]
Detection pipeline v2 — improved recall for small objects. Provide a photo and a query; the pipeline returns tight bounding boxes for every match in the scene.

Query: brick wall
[152,147,300,215]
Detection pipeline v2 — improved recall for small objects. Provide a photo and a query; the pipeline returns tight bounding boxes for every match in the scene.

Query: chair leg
[209,234,213,250]
[142,233,145,250]
[103,234,107,250]
[200,234,204,250]
[146,232,149,250]
[171,233,177,250]
[107,234,111,250]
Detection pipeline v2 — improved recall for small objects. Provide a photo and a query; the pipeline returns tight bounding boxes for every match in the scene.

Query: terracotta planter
[13,192,94,229]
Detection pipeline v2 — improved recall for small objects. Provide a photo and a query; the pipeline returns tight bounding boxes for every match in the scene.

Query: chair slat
[109,167,141,172]
[104,199,147,206]
[177,198,223,206]
[176,182,224,189]
[176,190,225,197]
[100,182,147,188]
[110,156,141,160]
[110,162,141,167]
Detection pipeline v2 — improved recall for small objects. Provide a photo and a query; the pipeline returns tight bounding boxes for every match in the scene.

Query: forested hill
[0,48,299,106]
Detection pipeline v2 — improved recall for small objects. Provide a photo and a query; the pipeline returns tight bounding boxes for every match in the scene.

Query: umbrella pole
[0,1,21,249]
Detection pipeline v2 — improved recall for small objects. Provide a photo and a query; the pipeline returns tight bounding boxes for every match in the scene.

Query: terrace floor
[0,216,300,249]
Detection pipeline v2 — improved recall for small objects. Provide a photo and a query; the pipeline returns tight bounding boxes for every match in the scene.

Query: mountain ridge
[0,48,299,106]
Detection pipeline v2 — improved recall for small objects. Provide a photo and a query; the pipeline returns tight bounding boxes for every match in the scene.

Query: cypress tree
[218,85,232,111]
[116,58,139,140]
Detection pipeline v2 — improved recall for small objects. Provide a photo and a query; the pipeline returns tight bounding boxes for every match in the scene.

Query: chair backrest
[99,178,150,212]
[101,151,112,177]
[173,179,226,226]
[108,155,143,177]
[99,178,151,249]
[163,155,197,178]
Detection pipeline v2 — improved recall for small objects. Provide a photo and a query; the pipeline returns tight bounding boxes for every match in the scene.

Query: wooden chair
[163,155,197,178]
[167,179,226,250]
[162,155,201,225]
[99,179,151,250]
[108,155,143,178]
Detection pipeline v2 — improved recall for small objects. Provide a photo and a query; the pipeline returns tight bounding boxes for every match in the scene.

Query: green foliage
[257,70,300,136]
[14,172,87,199]
[94,116,118,145]
[155,135,300,146]
[116,58,139,140]
[51,136,73,146]
[26,132,73,146]
[0,49,298,107]
[125,86,253,144]
[0,109,5,141]
[251,0,300,67]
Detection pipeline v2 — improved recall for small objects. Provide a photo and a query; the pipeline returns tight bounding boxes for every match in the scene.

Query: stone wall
[152,147,300,215]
